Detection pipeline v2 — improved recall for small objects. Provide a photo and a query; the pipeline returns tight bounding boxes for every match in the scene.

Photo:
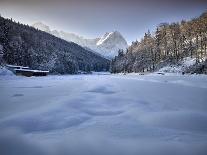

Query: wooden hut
[6,64,49,77]
[6,65,29,71]
[15,69,49,77]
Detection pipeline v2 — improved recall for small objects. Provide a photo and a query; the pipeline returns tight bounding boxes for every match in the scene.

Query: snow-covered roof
[6,64,29,69]
[14,69,49,73]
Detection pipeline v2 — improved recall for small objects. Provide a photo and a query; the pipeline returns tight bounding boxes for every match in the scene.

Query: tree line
[111,12,207,73]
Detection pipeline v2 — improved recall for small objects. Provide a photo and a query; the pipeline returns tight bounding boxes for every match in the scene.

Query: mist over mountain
[32,22,128,58]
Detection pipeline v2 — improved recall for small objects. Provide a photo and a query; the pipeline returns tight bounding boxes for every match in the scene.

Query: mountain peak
[96,31,128,58]
[97,31,127,46]
[31,22,128,58]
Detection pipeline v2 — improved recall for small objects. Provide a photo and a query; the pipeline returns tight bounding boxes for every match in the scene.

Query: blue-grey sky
[0,0,206,44]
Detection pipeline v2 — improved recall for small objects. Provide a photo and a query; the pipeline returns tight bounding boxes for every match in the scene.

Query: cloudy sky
[0,0,206,43]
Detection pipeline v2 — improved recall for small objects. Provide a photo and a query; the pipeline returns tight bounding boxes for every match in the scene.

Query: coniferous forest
[111,12,207,74]
[0,16,110,74]
[0,12,207,74]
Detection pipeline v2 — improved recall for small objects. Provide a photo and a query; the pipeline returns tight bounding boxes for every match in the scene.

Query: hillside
[32,22,128,58]
[0,16,110,74]
[111,12,207,74]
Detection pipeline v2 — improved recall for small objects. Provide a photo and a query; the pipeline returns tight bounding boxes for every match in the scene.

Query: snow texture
[159,57,196,73]
[0,67,14,76]
[0,74,207,155]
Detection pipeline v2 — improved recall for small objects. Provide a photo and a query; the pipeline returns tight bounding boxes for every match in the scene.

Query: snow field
[0,74,207,155]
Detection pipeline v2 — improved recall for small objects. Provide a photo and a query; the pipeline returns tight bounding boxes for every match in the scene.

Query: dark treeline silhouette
[0,16,110,74]
[111,12,207,74]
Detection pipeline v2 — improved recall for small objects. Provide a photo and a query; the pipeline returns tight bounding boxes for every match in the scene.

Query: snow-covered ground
[0,66,14,76]
[159,57,197,73]
[0,74,207,155]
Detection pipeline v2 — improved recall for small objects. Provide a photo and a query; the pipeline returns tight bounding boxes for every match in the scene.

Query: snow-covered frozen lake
[0,73,207,155]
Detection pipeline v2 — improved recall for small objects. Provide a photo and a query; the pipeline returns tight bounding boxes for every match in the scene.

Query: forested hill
[111,12,207,74]
[0,16,110,74]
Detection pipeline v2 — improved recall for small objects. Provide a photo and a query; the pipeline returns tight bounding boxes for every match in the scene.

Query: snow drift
[0,74,207,155]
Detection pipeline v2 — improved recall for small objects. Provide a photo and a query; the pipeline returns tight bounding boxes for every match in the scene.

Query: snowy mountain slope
[0,17,110,74]
[96,31,128,58]
[32,22,128,58]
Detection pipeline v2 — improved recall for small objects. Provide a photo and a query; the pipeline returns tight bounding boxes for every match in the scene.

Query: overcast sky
[0,0,206,44]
